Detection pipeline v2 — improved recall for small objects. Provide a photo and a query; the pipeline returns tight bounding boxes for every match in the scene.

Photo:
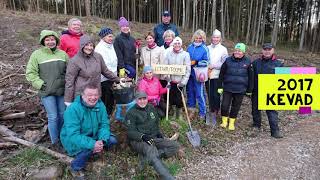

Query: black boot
[271,130,283,138]
[151,158,175,180]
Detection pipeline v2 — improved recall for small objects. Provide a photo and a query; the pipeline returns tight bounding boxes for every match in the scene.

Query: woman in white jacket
[95,27,118,116]
[207,29,228,117]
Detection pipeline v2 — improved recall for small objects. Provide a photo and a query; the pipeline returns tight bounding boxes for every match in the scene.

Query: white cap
[172,37,182,45]
[212,29,221,37]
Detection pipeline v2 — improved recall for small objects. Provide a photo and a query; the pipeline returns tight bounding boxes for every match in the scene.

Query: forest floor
[0,10,320,179]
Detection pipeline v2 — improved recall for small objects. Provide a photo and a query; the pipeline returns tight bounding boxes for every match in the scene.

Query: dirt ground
[1,10,320,179]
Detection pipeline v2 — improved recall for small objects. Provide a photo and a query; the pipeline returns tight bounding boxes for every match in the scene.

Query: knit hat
[172,37,182,45]
[212,29,221,37]
[234,43,246,53]
[135,91,147,99]
[98,27,113,38]
[143,66,153,74]
[118,17,129,28]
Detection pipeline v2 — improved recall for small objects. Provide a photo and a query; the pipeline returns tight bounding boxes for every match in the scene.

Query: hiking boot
[69,168,85,180]
[50,141,65,153]
[228,118,236,131]
[271,131,283,138]
[220,116,228,128]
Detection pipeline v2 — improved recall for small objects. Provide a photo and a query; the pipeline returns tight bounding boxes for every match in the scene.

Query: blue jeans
[71,135,117,171]
[41,96,65,144]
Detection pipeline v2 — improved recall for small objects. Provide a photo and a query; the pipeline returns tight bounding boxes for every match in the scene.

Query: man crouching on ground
[125,91,179,180]
[60,83,117,178]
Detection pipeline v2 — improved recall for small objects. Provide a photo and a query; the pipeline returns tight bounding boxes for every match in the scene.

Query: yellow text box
[258,74,320,110]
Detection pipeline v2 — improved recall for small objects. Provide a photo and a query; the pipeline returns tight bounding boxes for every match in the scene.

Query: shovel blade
[186,130,201,147]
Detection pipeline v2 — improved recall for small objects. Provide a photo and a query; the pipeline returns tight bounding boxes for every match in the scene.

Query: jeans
[41,96,65,144]
[71,135,117,171]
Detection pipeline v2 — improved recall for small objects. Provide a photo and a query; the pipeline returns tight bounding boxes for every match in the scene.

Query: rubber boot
[151,158,175,180]
[220,116,228,128]
[175,108,183,121]
[228,118,236,131]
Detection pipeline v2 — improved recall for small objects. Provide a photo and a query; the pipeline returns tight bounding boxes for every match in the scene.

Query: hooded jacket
[64,35,120,102]
[165,48,191,86]
[59,30,83,58]
[60,95,111,156]
[141,45,164,66]
[26,30,68,97]
[138,76,167,106]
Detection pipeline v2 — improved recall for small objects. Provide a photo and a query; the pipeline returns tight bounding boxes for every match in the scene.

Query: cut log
[0,112,25,120]
[0,125,73,164]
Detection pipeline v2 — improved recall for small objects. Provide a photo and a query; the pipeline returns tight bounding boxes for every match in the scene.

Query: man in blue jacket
[153,10,179,46]
[251,43,283,138]
[60,83,117,178]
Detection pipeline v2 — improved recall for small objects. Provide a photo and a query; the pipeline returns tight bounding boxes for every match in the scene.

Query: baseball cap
[262,43,273,49]
[162,10,171,16]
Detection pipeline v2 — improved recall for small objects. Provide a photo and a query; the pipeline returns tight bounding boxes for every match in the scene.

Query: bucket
[113,86,135,104]
[115,100,136,122]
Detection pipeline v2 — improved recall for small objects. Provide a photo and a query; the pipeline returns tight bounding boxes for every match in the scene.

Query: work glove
[246,92,252,96]
[119,68,126,78]
[217,88,223,94]
[141,134,154,145]
[64,102,71,106]
[177,83,184,87]
[156,133,164,139]
[191,60,197,65]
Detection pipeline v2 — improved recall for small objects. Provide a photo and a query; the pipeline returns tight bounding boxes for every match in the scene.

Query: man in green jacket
[125,91,179,180]
[60,83,117,178]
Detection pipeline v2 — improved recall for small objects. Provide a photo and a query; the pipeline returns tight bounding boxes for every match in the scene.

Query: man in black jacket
[251,43,283,138]
[125,91,179,180]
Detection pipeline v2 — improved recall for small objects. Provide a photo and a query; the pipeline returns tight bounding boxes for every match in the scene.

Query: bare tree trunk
[220,0,225,39]
[64,0,67,14]
[251,1,259,44]
[55,0,59,14]
[192,0,197,32]
[255,0,263,46]
[84,0,90,16]
[36,0,39,12]
[299,0,310,51]
[133,0,136,22]
[245,0,253,44]
[271,0,281,46]
[203,0,206,31]
[182,0,186,29]
[79,0,82,16]
[211,0,216,31]
[236,0,242,40]
[72,0,75,15]
[225,0,229,39]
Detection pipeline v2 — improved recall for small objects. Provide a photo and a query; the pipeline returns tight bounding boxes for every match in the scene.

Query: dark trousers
[71,135,117,171]
[251,93,280,132]
[205,79,221,112]
[169,83,183,108]
[221,92,244,118]
[101,80,115,116]
[130,138,179,161]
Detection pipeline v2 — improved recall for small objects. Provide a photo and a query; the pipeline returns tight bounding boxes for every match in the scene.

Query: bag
[115,100,136,122]
[194,60,208,82]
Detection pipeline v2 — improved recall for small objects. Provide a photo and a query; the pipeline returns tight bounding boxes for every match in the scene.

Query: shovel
[166,81,170,121]
[178,87,201,147]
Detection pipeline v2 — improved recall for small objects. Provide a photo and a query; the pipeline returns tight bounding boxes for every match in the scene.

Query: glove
[141,134,154,145]
[177,83,184,87]
[217,88,223,94]
[119,68,125,78]
[156,133,164,139]
[246,92,252,96]
[64,102,71,106]
[191,60,197,65]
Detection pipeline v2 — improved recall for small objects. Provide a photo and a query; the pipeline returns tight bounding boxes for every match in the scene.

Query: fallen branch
[0,125,73,164]
[0,142,17,148]
[0,112,25,120]
[0,73,25,82]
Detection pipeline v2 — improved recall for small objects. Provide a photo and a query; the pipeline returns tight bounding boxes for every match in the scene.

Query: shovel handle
[178,87,193,132]
[166,84,170,121]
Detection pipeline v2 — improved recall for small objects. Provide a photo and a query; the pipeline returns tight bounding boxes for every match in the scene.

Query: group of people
[25,10,283,179]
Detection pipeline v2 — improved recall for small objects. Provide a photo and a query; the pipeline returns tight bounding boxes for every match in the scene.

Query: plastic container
[194,66,208,82]
[113,86,135,104]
